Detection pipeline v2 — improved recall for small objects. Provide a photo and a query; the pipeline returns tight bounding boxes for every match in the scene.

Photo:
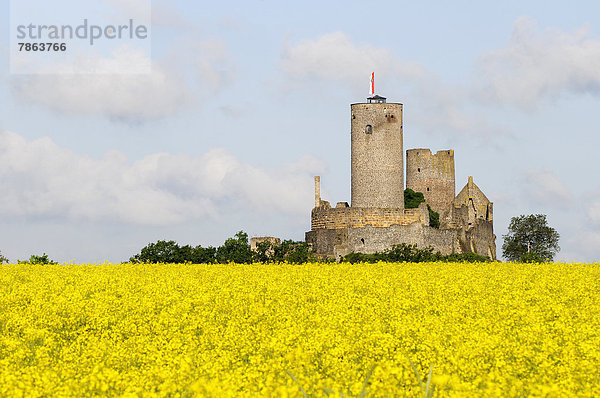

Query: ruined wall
[406,148,455,215]
[306,220,496,260]
[311,202,428,230]
[250,237,281,252]
[305,229,348,259]
[351,102,404,209]
[344,223,459,257]
[453,176,493,228]
[461,220,496,260]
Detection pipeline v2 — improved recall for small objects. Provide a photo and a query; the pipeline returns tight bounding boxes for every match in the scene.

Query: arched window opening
[365,125,372,134]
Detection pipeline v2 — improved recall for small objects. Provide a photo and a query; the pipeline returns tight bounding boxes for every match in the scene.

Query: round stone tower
[351,95,404,209]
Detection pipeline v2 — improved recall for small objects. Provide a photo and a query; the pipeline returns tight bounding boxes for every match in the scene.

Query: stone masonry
[351,102,404,209]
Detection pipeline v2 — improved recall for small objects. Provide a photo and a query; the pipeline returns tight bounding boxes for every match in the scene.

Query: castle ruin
[305,94,496,260]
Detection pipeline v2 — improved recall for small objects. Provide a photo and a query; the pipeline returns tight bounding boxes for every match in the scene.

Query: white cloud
[10,46,188,122]
[561,228,600,262]
[104,0,190,28]
[280,32,501,141]
[521,168,572,206]
[475,16,600,107]
[10,40,232,123]
[0,130,325,226]
[281,31,425,91]
[587,198,600,225]
[9,0,233,123]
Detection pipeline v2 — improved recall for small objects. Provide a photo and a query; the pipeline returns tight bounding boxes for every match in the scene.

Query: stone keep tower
[351,95,404,209]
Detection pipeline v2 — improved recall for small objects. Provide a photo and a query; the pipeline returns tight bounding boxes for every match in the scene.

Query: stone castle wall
[311,203,428,230]
[306,219,496,260]
[406,148,455,214]
[250,237,281,251]
[351,102,404,209]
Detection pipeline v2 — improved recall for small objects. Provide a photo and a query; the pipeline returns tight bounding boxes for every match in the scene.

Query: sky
[1,0,599,263]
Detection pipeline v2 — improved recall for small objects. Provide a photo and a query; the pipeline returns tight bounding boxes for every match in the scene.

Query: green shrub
[343,243,491,263]
[404,188,425,209]
[427,205,440,229]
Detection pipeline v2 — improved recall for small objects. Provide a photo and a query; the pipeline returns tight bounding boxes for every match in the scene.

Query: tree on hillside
[502,214,560,262]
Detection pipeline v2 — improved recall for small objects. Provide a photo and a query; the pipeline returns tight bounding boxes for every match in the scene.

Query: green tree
[130,240,184,263]
[0,251,8,264]
[502,214,560,262]
[519,252,544,263]
[189,246,217,264]
[216,231,252,263]
[130,240,218,264]
[283,242,314,264]
[18,253,57,265]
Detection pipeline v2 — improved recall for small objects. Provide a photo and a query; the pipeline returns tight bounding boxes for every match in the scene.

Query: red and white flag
[370,72,375,96]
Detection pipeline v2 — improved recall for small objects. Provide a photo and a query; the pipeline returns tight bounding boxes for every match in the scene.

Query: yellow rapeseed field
[0,262,598,397]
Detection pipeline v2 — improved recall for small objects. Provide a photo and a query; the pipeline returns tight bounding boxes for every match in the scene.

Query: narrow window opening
[365,125,372,134]
[360,238,365,244]
[426,187,430,192]
[418,168,421,172]
[391,114,394,118]
[352,114,356,119]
